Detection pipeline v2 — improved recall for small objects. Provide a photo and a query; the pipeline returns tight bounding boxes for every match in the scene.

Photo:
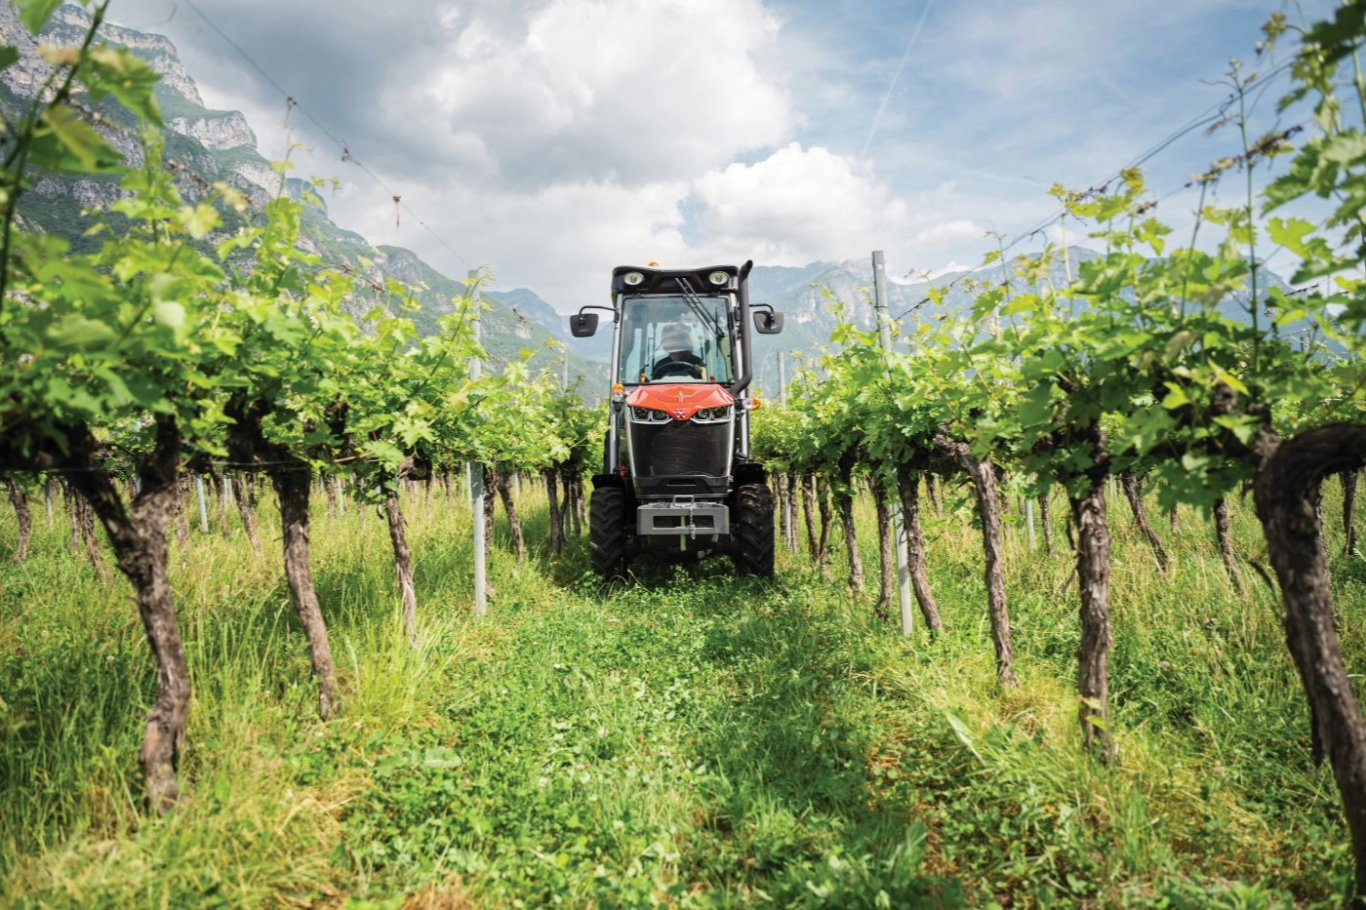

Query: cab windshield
[616,294,734,384]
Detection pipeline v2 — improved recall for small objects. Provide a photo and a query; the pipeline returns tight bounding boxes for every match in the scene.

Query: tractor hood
[625,384,734,423]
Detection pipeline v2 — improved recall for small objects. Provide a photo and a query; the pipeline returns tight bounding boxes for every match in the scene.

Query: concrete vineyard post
[778,353,796,551]
[872,250,914,637]
[469,269,487,618]
[195,475,209,534]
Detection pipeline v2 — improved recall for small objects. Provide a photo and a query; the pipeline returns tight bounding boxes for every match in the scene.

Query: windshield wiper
[675,277,723,340]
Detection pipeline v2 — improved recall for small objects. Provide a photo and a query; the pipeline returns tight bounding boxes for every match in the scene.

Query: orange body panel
[626,384,734,422]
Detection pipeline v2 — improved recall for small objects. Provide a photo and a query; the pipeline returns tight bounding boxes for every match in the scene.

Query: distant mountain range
[1,5,1297,403]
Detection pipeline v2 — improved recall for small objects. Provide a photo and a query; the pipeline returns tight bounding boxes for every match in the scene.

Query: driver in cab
[651,323,706,380]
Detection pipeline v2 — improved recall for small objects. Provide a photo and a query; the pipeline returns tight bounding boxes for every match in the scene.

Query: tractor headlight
[631,406,666,422]
[694,406,732,423]
[708,271,729,287]
[623,271,645,286]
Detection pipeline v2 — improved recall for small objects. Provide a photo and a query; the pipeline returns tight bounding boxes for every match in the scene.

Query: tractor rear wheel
[590,486,629,579]
[731,482,775,577]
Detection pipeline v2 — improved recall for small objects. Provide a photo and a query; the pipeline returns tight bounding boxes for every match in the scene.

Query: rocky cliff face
[167,111,257,151]
[55,6,202,103]
[0,5,201,108]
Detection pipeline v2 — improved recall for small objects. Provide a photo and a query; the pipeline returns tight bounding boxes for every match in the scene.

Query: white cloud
[689,143,909,264]
[911,219,985,246]
[422,0,795,187]
[325,173,696,312]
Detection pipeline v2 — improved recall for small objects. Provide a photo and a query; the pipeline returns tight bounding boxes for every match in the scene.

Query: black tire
[731,482,775,577]
[590,486,629,579]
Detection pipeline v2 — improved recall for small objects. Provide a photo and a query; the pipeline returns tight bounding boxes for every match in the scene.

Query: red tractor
[569,262,784,578]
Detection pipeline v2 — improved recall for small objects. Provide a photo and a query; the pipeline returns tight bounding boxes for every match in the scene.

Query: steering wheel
[654,360,700,380]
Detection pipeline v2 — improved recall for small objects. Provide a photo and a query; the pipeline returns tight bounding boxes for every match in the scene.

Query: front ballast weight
[572,261,783,579]
[636,499,729,537]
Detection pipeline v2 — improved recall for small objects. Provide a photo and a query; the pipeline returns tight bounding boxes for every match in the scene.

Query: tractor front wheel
[731,482,775,578]
[590,486,629,579]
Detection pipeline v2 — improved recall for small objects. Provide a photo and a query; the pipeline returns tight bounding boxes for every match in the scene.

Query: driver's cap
[661,323,691,351]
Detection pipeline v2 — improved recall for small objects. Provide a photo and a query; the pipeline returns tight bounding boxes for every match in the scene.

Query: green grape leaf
[30,105,124,175]
[49,316,116,348]
[85,47,164,126]
[16,0,61,34]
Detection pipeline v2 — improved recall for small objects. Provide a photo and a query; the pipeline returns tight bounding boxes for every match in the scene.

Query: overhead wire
[179,0,474,272]
[889,58,1300,324]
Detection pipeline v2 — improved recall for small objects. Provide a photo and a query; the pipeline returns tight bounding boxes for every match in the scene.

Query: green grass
[0,479,1361,907]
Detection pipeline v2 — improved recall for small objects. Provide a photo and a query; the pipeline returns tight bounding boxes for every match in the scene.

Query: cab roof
[610,264,739,296]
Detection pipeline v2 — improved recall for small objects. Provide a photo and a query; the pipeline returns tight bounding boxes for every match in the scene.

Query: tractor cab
[569,262,784,578]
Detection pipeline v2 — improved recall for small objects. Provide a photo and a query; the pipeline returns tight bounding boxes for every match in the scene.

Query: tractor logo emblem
[673,408,687,420]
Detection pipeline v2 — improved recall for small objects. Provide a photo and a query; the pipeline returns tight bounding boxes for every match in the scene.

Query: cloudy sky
[108,0,1330,311]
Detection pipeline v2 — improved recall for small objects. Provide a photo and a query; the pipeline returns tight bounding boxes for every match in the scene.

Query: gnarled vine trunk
[1039,486,1054,555]
[5,477,31,562]
[1071,480,1114,761]
[544,468,564,555]
[895,465,944,636]
[965,458,1016,688]
[483,466,497,544]
[233,474,261,555]
[1344,469,1359,557]
[273,467,339,719]
[1121,470,1170,572]
[65,481,80,553]
[784,472,799,552]
[558,473,572,535]
[936,434,1016,687]
[801,474,819,560]
[816,476,834,578]
[384,484,418,647]
[835,454,865,595]
[835,485,864,594]
[226,396,341,719]
[571,478,585,536]
[870,470,895,621]
[64,419,188,812]
[173,475,190,547]
[1213,498,1245,596]
[66,481,108,580]
[773,474,787,550]
[1253,424,1366,903]
[496,470,526,561]
[925,472,942,517]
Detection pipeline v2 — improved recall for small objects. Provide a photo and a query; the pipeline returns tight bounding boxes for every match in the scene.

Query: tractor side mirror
[753,310,784,335]
[569,313,599,337]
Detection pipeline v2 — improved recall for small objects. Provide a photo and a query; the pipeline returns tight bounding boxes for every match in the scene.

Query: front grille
[628,419,731,478]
